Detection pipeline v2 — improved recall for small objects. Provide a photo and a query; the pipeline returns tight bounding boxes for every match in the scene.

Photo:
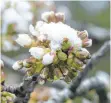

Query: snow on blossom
[29,47,45,60]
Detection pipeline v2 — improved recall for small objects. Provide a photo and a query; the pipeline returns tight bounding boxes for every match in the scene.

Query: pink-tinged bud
[74,48,91,59]
[55,12,65,22]
[82,38,92,47]
[77,30,88,40]
[41,11,56,23]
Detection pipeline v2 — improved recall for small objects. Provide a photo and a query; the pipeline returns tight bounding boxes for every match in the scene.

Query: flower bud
[73,57,84,67]
[12,61,23,70]
[53,55,59,64]
[74,48,91,59]
[67,53,74,66]
[60,68,68,76]
[82,38,92,47]
[55,12,65,22]
[41,11,56,23]
[54,68,63,80]
[23,59,32,68]
[16,34,32,47]
[26,57,36,64]
[77,30,88,40]
[29,47,45,60]
[57,51,67,61]
[1,97,7,103]
[42,53,54,65]
[35,61,44,73]
[62,38,71,51]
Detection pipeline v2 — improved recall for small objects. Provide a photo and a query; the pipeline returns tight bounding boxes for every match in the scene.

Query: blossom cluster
[13,11,92,84]
[0,60,16,103]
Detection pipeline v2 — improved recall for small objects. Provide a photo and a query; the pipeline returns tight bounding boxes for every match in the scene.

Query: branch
[2,74,39,103]
[45,41,110,103]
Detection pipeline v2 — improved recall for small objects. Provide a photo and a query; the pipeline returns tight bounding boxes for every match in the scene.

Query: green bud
[62,39,71,51]
[60,68,68,76]
[73,57,84,67]
[53,55,59,64]
[77,30,88,40]
[57,51,67,61]
[23,60,31,68]
[1,97,7,103]
[54,68,63,79]
[74,48,91,59]
[34,62,44,73]
[6,96,12,102]
[2,91,8,96]
[67,53,74,66]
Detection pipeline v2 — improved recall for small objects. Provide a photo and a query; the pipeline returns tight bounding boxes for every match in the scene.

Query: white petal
[29,47,44,60]
[35,21,44,29]
[87,39,92,47]
[38,34,47,42]
[50,41,61,50]
[16,34,32,47]
[12,61,22,70]
[41,12,50,22]
[42,53,54,65]
[29,25,39,36]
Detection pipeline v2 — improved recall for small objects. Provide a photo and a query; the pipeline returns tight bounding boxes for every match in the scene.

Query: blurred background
[0,0,110,102]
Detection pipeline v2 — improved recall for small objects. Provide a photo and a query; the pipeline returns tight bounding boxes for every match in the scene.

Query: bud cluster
[0,60,16,103]
[1,91,16,103]
[13,11,92,83]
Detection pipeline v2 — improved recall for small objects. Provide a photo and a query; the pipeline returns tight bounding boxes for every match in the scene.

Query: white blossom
[29,47,45,60]
[41,11,54,22]
[42,53,54,65]
[49,41,61,50]
[38,22,82,49]
[41,11,50,22]
[12,61,22,70]
[38,34,47,42]
[16,34,32,47]
[35,21,44,29]
[29,24,39,36]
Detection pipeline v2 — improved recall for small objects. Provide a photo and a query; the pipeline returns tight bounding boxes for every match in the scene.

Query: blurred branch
[45,40,110,103]
[2,74,39,103]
